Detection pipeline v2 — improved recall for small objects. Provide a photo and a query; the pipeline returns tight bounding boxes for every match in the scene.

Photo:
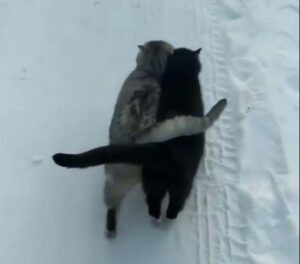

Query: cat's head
[136,40,174,75]
[168,48,202,75]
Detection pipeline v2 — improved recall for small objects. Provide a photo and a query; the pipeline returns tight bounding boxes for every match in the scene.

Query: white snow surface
[0,0,298,264]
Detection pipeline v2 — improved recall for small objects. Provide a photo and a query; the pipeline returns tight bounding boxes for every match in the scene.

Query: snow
[0,0,298,264]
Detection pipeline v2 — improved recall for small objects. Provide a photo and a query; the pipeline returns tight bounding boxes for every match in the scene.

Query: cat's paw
[105,230,117,239]
[150,217,161,227]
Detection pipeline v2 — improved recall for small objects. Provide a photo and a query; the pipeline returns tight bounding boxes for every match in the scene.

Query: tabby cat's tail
[137,98,227,143]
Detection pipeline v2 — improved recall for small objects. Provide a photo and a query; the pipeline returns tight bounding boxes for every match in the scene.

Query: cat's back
[108,41,173,144]
[109,70,160,143]
[158,48,204,121]
[158,49,205,175]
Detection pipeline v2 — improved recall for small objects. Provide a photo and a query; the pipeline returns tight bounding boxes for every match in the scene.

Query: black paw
[148,208,161,219]
[166,210,178,220]
[105,230,117,239]
[106,208,117,231]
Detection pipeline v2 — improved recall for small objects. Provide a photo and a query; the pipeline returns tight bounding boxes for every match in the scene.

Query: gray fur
[104,41,173,235]
[137,98,227,143]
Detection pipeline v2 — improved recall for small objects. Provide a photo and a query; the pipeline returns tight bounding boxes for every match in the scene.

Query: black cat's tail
[52,143,164,169]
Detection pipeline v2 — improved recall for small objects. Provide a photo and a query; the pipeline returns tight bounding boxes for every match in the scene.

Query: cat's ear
[193,48,202,56]
[138,45,145,52]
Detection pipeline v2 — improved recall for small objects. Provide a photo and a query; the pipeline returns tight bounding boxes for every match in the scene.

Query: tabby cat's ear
[138,45,145,52]
[194,48,202,55]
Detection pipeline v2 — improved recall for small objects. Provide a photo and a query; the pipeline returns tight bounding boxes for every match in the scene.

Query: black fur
[106,208,117,233]
[53,48,204,220]
[142,48,204,219]
[53,143,167,168]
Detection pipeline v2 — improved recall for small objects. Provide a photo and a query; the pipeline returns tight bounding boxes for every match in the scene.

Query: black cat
[141,48,204,219]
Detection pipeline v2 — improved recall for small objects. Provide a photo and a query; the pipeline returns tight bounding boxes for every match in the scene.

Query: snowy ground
[0,0,298,264]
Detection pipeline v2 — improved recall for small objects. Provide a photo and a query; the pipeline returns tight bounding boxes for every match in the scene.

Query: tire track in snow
[195,0,296,263]
[186,0,252,263]
[221,0,297,263]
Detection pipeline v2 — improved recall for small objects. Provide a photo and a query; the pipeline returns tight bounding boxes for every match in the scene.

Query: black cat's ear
[138,45,145,52]
[193,48,202,56]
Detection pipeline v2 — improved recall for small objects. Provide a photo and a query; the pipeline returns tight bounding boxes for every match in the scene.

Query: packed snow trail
[0,0,298,264]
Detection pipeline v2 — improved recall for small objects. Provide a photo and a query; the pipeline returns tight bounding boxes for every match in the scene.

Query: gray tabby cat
[104,41,173,236]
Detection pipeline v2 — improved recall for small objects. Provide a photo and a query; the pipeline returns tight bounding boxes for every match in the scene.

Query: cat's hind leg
[104,179,135,237]
[104,164,140,237]
[166,178,192,219]
[142,167,168,220]
[106,208,117,238]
